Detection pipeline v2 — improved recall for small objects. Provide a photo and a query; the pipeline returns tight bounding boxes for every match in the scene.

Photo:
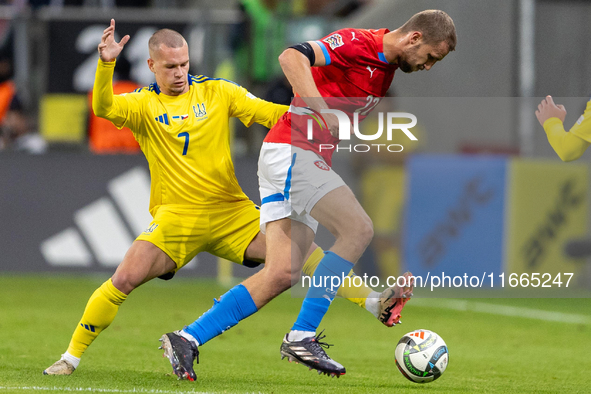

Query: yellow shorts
[135,200,260,272]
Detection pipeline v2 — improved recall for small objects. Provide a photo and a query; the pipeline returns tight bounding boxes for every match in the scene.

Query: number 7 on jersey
[177,132,189,155]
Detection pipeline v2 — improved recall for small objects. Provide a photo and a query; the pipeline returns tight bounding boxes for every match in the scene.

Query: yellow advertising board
[505,159,588,276]
[40,94,88,143]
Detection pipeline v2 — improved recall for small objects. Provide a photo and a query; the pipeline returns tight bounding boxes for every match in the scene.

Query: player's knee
[111,270,139,295]
[277,270,295,292]
[358,215,374,246]
[341,215,374,253]
[289,267,303,287]
[264,266,294,292]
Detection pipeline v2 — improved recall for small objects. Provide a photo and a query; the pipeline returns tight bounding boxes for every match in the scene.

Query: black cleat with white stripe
[159,331,199,381]
[280,330,346,378]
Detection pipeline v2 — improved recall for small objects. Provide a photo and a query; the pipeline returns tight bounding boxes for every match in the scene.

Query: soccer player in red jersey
[257,10,457,376]
[163,10,456,380]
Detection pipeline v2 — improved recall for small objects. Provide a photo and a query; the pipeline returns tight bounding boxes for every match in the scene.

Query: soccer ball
[394,329,448,383]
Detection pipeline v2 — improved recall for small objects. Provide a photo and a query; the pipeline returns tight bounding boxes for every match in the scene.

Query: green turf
[0,274,590,393]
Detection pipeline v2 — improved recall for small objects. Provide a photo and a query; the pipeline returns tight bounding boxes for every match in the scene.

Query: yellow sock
[67,278,127,358]
[302,247,373,309]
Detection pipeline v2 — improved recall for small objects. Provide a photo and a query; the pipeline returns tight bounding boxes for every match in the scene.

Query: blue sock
[183,284,257,346]
[292,251,354,332]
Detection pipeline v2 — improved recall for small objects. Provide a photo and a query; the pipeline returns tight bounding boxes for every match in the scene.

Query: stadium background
[1,0,591,286]
[1,1,591,393]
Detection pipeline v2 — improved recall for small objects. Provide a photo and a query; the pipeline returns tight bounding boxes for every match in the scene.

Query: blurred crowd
[0,0,415,280]
[0,0,371,155]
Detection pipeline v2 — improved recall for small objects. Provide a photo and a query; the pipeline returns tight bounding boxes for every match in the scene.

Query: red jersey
[264,28,398,166]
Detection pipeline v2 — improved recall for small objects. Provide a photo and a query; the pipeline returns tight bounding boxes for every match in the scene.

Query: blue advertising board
[404,155,507,282]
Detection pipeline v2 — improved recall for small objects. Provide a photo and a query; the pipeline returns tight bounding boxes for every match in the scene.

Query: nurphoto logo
[306,109,418,153]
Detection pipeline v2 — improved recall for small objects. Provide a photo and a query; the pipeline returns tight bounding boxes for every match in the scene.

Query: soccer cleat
[280,330,345,377]
[379,271,415,327]
[43,359,75,375]
[159,331,199,381]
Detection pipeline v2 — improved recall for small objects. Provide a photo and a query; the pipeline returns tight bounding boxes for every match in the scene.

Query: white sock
[179,329,200,347]
[365,291,381,318]
[288,330,315,342]
[61,351,80,369]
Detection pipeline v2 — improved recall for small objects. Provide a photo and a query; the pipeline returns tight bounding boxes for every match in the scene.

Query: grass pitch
[0,274,590,393]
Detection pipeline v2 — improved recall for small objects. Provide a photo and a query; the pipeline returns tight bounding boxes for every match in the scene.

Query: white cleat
[43,359,75,376]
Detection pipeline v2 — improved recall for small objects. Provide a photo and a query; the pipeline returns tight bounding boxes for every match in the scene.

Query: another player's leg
[44,241,176,376]
[282,186,374,377]
[43,278,127,376]
[254,218,349,375]
[240,229,381,316]
[159,199,313,381]
[372,272,414,326]
[302,247,413,326]
[159,331,200,381]
[166,230,373,360]
[159,287,258,381]
[169,219,313,342]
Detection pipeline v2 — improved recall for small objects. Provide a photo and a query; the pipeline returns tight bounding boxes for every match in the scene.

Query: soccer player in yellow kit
[536,95,591,160]
[44,20,404,379]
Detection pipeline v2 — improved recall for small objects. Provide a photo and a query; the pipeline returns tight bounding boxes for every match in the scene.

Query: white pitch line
[411,299,591,324]
[0,387,253,394]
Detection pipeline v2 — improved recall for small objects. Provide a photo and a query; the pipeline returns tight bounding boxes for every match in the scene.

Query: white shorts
[258,142,345,233]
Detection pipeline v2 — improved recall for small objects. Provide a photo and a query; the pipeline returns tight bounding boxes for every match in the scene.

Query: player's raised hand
[97,19,130,62]
[535,95,567,126]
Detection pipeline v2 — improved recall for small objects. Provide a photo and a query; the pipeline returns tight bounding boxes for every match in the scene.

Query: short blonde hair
[400,10,456,51]
[148,29,186,56]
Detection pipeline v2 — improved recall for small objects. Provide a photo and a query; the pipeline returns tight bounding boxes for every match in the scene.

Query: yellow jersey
[93,59,288,215]
[565,100,591,142]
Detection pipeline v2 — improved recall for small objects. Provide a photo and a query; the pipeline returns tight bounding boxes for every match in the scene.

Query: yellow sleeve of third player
[568,100,591,143]
[223,81,288,128]
[92,59,141,129]
[543,117,590,162]
[543,101,591,162]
